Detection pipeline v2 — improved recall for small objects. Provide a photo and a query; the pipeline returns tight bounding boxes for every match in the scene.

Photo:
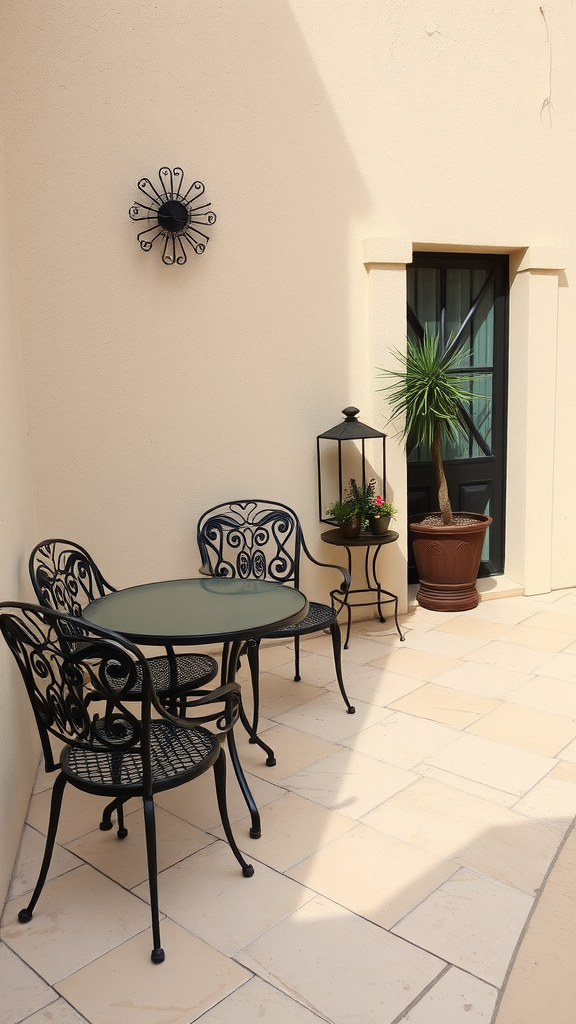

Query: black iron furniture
[196,500,355,761]
[321,528,405,649]
[82,575,308,838]
[29,539,219,713]
[0,601,254,965]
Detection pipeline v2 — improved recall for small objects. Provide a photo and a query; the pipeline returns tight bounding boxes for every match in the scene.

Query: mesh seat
[64,721,219,790]
[197,500,355,767]
[0,602,253,965]
[29,539,218,707]
[266,601,334,636]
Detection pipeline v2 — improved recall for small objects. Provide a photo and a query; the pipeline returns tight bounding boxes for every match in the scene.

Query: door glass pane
[470,373,493,456]
[407,267,439,336]
[407,266,494,462]
[471,274,494,366]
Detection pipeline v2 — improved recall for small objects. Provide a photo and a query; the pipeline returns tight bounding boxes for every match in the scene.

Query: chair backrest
[29,539,115,616]
[197,500,304,587]
[0,601,241,780]
[0,601,151,776]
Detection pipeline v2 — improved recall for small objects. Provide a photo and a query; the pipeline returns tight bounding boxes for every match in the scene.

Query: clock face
[129,167,217,265]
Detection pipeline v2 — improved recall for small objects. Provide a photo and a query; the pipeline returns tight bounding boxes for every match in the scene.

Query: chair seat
[146,653,218,694]
[265,600,335,637]
[62,722,220,793]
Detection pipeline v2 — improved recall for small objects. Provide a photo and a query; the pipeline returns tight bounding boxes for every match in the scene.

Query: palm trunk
[432,423,454,525]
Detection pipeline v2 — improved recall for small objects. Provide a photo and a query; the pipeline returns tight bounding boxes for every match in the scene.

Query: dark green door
[406,253,509,579]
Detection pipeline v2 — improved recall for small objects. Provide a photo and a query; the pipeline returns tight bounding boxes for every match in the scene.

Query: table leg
[370,547,405,641]
[344,546,353,649]
[225,639,262,839]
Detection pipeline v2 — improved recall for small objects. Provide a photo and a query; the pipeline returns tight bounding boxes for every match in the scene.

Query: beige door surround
[363,238,568,610]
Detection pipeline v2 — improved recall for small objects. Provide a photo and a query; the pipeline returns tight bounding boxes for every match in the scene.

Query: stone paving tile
[5,595,576,1024]
[393,868,533,988]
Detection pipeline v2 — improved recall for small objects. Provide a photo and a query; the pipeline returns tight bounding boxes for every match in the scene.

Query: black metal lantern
[317,407,387,524]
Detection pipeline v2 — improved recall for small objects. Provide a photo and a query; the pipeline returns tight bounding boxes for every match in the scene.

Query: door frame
[406,251,510,579]
[363,238,567,609]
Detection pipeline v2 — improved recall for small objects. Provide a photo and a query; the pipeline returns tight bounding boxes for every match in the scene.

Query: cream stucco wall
[0,124,38,904]
[0,0,574,903]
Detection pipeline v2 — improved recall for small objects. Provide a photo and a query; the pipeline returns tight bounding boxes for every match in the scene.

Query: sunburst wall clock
[129,167,217,265]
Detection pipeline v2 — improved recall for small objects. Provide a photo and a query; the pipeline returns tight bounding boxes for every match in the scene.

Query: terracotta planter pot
[369,515,391,535]
[409,512,493,612]
[340,516,362,539]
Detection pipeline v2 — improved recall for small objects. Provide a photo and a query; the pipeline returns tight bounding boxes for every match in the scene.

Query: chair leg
[19,772,67,923]
[100,797,129,838]
[142,795,164,964]
[240,638,276,766]
[293,634,301,681]
[213,749,254,877]
[226,727,261,839]
[238,699,276,767]
[330,620,355,714]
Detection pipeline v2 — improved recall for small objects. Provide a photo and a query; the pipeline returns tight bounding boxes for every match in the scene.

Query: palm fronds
[380,331,477,450]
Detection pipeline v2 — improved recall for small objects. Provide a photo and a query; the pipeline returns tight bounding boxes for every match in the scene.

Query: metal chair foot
[249,826,262,839]
[347,705,356,714]
[243,864,255,877]
[151,947,165,964]
[18,908,32,923]
[266,754,277,767]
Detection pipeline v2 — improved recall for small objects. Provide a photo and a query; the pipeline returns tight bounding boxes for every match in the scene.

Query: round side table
[321,529,405,649]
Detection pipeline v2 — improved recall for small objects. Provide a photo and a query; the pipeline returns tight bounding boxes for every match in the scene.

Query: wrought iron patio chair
[29,539,218,712]
[0,601,253,965]
[197,500,355,765]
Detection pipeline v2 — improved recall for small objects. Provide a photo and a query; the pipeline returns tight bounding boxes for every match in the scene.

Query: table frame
[321,529,405,648]
[84,578,308,839]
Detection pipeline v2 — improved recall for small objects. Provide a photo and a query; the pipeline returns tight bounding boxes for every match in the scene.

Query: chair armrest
[300,537,350,594]
[151,681,242,733]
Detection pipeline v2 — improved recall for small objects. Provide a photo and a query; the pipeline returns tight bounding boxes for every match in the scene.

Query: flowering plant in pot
[368,495,398,535]
[349,478,398,534]
[379,331,492,611]
[325,493,361,538]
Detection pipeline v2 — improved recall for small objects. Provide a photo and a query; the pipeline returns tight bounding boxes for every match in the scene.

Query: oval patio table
[83,576,308,838]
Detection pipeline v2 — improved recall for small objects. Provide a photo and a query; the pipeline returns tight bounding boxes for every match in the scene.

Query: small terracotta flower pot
[340,516,362,539]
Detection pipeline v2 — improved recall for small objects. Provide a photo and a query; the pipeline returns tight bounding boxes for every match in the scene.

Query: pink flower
[375,495,383,506]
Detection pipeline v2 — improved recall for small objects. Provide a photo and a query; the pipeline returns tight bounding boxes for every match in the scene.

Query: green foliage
[379,331,477,452]
[327,479,399,529]
[325,495,359,524]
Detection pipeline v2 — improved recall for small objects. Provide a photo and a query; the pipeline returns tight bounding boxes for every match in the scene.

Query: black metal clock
[129,167,216,265]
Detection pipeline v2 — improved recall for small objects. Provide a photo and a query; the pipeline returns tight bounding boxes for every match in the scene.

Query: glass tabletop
[82,576,308,645]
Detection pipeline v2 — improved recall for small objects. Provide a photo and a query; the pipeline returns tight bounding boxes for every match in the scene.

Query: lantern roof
[317,407,386,441]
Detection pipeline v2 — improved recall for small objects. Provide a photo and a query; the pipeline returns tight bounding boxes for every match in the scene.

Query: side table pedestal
[321,529,405,649]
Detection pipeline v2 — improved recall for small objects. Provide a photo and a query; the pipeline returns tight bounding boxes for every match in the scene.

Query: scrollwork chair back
[29,539,114,617]
[198,501,301,586]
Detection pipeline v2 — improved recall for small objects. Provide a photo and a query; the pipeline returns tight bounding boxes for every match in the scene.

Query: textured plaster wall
[0,1,573,593]
[0,0,574,897]
[0,125,38,906]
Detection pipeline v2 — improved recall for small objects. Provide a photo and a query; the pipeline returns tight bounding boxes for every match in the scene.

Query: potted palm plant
[379,331,492,611]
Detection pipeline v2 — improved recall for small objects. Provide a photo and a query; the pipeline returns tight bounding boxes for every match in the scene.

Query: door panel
[406,253,509,579]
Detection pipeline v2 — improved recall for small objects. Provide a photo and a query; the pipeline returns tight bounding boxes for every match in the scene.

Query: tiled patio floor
[3,587,576,1024]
